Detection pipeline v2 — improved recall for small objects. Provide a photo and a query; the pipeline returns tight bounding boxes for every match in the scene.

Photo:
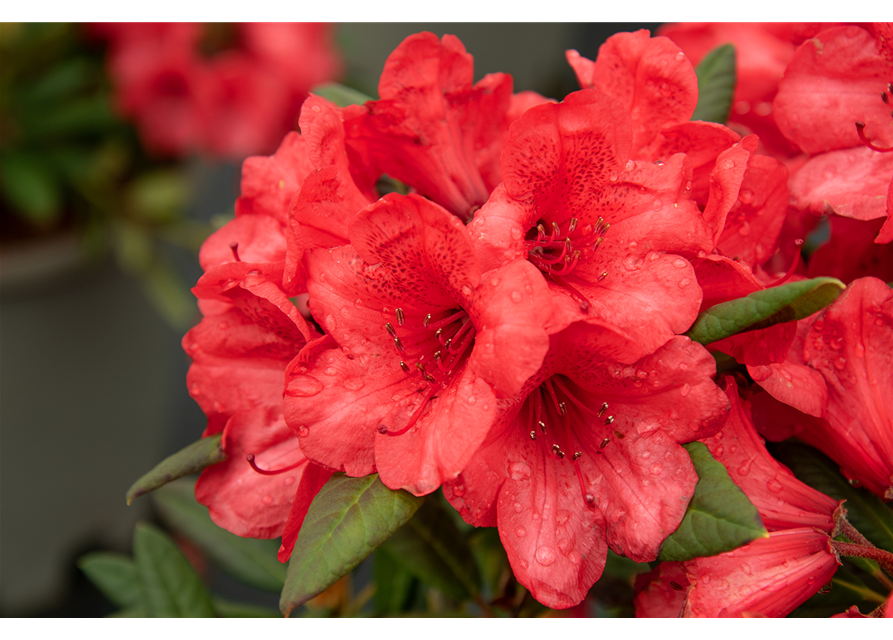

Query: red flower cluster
[93,23,342,158]
[182,27,893,614]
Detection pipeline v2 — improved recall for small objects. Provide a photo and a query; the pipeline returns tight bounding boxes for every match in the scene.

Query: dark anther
[883,92,889,104]
[530,431,537,440]
[399,361,411,373]
[604,416,615,425]
[568,217,578,233]
[558,401,568,416]
[613,429,625,440]
[423,313,432,327]
[538,420,546,433]
[597,271,608,282]
[597,402,608,417]
[394,337,405,352]
[424,374,436,383]
[395,308,405,325]
[572,451,581,461]
[670,581,684,592]
[386,322,397,337]
[599,438,610,449]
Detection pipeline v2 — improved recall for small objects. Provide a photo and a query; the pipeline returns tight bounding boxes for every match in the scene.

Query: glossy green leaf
[691,44,737,124]
[132,522,215,617]
[126,434,225,505]
[310,82,374,107]
[373,548,416,614]
[658,442,767,561]
[381,496,481,600]
[279,473,424,617]
[685,277,845,346]
[775,443,893,553]
[108,607,148,618]
[78,552,143,610]
[153,479,286,593]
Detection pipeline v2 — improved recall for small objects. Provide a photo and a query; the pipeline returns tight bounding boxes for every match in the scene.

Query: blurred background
[0,22,659,616]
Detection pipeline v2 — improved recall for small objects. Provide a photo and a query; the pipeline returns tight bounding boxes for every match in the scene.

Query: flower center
[378,305,476,436]
[524,375,624,508]
[525,217,609,311]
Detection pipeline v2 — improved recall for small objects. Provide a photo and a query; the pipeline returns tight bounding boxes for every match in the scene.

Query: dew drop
[513,501,523,513]
[678,278,692,289]
[641,451,651,459]
[284,476,295,486]
[520,559,529,569]
[739,189,754,204]
[834,356,847,370]
[297,425,310,437]
[737,458,753,476]
[714,445,724,456]
[557,510,570,526]
[680,383,691,397]
[672,258,688,269]
[467,395,477,405]
[675,51,685,61]
[629,241,639,251]
[510,290,523,303]
[854,343,865,358]
[262,495,273,505]
[650,464,664,476]
[343,377,365,391]
[461,285,473,297]
[324,367,338,376]
[767,478,784,493]
[190,384,201,396]
[510,461,531,480]
[741,562,752,576]
[535,546,557,566]
[452,483,466,497]
[516,527,527,538]
[510,226,522,240]
[213,401,224,412]
[625,160,637,171]
[738,221,751,236]
[609,172,618,182]
[569,551,583,565]
[652,198,662,210]
[722,159,736,170]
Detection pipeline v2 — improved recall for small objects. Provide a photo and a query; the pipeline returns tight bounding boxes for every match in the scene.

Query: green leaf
[775,443,893,553]
[658,442,767,561]
[373,548,416,614]
[108,607,149,617]
[126,170,189,223]
[685,277,846,346]
[78,552,143,610]
[691,44,737,124]
[0,154,62,223]
[132,522,215,617]
[381,496,481,600]
[126,434,226,505]
[279,473,424,617]
[310,82,373,107]
[153,479,286,593]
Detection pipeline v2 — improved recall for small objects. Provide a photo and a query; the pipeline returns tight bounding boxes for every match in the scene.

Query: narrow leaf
[685,277,845,346]
[775,443,893,553]
[212,598,282,618]
[691,43,737,124]
[153,479,286,593]
[658,442,767,561]
[381,497,481,600]
[126,434,225,505]
[279,473,424,617]
[310,82,374,107]
[78,552,143,610]
[132,522,215,617]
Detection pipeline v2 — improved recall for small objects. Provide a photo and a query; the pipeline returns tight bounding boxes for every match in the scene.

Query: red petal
[693,253,763,311]
[775,25,893,154]
[709,321,797,367]
[702,136,756,244]
[633,561,689,618]
[277,464,334,562]
[808,215,893,285]
[195,410,307,538]
[198,214,286,271]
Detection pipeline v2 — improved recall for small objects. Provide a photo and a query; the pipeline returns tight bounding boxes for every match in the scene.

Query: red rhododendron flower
[341,32,546,220]
[96,22,342,158]
[807,215,893,284]
[775,25,893,243]
[753,277,893,500]
[284,192,552,495]
[444,326,729,609]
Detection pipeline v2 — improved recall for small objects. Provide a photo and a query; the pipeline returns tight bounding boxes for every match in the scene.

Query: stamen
[394,337,405,352]
[395,308,405,325]
[670,581,684,592]
[597,271,608,282]
[882,92,889,104]
[558,401,568,416]
[400,361,411,373]
[538,420,546,433]
[385,322,397,337]
[613,429,625,440]
[552,444,565,459]
[423,314,432,327]
[246,453,305,476]
[229,242,241,262]
[599,438,611,449]
[530,431,536,440]
[572,451,581,461]
[604,416,615,425]
[597,402,608,417]
[767,239,804,287]
[855,121,893,152]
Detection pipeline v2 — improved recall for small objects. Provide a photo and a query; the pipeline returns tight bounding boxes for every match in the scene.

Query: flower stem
[831,540,893,580]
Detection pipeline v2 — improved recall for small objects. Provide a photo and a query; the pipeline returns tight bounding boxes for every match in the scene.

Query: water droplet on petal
[678,278,692,289]
[297,425,310,437]
[286,375,324,397]
[652,199,662,210]
[461,285,473,297]
[535,546,557,566]
[510,461,531,480]
[510,226,522,240]
[284,476,295,486]
[513,501,523,513]
[510,290,523,303]
[325,367,338,376]
[516,527,527,538]
[467,395,477,405]
[262,495,273,505]
[767,478,784,493]
[672,258,688,269]
[675,51,685,61]
[650,464,663,476]
[834,356,847,370]
[625,160,637,171]
[344,377,364,391]
[680,383,691,397]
